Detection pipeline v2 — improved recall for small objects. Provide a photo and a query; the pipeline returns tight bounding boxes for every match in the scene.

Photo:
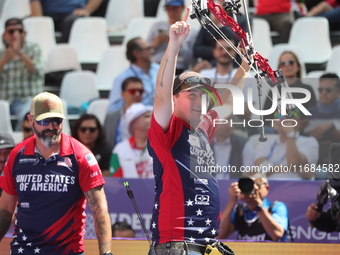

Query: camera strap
[237,201,294,242]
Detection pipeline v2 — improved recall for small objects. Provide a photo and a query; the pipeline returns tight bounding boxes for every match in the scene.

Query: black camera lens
[238,178,254,194]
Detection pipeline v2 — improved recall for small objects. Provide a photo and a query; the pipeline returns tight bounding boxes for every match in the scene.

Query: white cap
[125,103,153,131]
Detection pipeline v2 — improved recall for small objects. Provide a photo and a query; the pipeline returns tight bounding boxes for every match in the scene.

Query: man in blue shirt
[304,73,340,171]
[30,0,104,42]
[218,173,288,241]
[107,37,159,113]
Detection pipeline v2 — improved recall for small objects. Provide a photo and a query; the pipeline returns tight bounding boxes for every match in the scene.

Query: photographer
[218,173,288,241]
[306,179,340,232]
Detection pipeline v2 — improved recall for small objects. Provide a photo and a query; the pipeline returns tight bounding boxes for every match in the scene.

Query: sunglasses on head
[279,60,295,67]
[7,28,24,35]
[174,76,212,95]
[127,88,144,95]
[23,127,32,133]
[35,118,63,126]
[318,87,333,93]
[79,127,97,133]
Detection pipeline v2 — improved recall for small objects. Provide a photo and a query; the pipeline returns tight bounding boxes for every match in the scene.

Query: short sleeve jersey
[147,111,220,245]
[2,133,105,255]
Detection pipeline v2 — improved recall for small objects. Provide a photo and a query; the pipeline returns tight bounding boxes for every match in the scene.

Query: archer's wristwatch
[255,203,264,212]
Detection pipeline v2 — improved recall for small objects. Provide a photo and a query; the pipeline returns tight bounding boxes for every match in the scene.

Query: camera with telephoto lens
[238,178,255,194]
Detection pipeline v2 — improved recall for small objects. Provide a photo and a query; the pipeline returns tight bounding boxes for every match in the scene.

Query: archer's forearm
[0,209,13,241]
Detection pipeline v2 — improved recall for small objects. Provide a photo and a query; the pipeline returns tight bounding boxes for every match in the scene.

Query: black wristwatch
[255,203,264,212]
[101,253,113,255]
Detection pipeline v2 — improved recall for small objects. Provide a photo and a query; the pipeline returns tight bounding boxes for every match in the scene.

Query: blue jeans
[10,99,31,131]
[319,7,340,31]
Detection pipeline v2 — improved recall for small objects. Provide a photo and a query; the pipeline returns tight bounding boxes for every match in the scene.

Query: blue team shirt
[2,133,105,255]
[147,111,220,245]
[30,0,87,15]
[107,63,159,113]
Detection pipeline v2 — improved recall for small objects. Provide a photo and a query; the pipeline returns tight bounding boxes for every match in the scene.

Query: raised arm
[84,186,112,254]
[153,7,191,131]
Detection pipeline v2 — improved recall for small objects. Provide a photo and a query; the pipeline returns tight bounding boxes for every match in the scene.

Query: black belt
[155,242,206,254]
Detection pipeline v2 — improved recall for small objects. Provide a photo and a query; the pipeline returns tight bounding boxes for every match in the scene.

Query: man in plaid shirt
[0,18,44,130]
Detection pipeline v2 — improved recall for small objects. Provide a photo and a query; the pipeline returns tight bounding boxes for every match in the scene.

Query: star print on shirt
[187,218,195,226]
[211,228,217,236]
[34,247,41,253]
[198,228,204,234]
[152,222,157,229]
[189,237,195,243]
[18,247,24,253]
[27,243,32,246]
[205,218,211,225]
[205,237,210,243]
[22,235,27,241]
[196,208,203,216]
[154,202,159,209]
[186,199,194,206]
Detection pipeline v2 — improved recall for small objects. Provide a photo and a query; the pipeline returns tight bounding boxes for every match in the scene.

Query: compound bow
[190,0,295,141]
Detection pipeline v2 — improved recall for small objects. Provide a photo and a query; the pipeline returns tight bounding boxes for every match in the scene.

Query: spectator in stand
[104,77,143,151]
[110,103,153,178]
[263,51,317,130]
[21,112,34,141]
[307,73,340,118]
[0,132,15,196]
[193,0,249,65]
[304,73,340,169]
[254,115,319,180]
[72,114,111,175]
[0,18,44,131]
[30,0,104,43]
[200,38,258,122]
[107,37,159,113]
[147,0,196,74]
[112,221,136,238]
[254,0,294,43]
[305,0,340,31]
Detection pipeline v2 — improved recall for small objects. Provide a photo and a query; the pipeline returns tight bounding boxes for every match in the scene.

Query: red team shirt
[147,111,220,246]
[2,133,105,255]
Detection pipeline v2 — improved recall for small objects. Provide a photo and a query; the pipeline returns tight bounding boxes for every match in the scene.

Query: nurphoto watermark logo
[201,83,312,128]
